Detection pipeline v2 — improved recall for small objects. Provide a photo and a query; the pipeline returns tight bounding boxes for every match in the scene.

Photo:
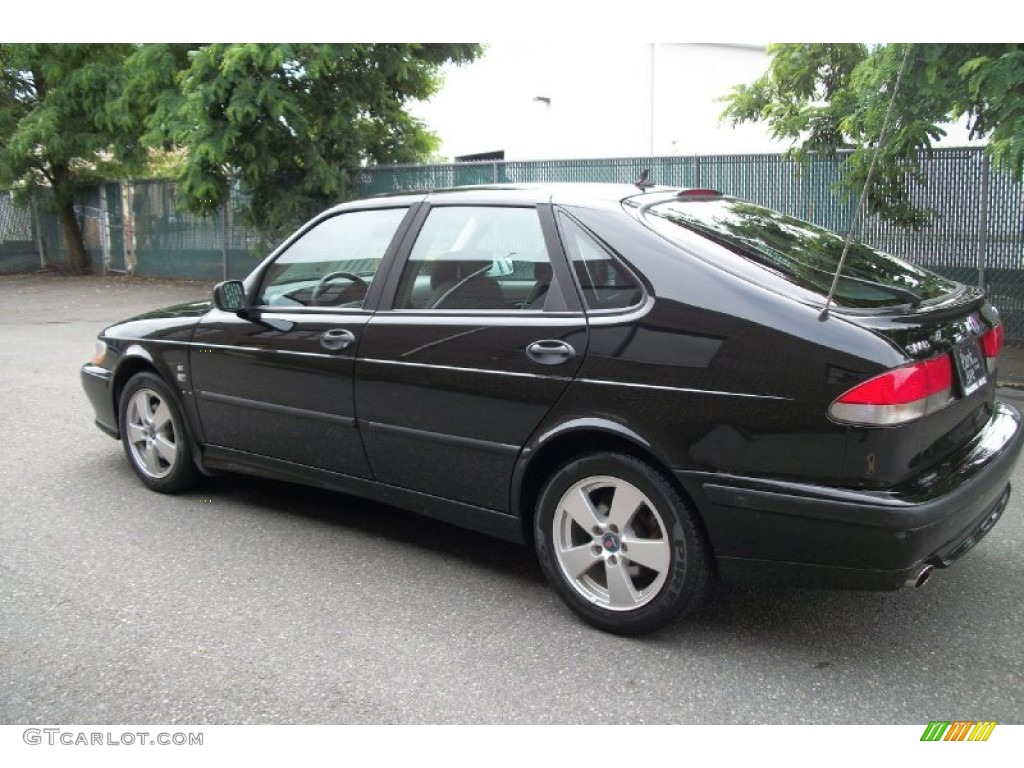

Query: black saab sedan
[81,183,1023,634]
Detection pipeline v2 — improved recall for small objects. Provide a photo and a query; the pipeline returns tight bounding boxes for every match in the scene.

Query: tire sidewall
[534,453,707,635]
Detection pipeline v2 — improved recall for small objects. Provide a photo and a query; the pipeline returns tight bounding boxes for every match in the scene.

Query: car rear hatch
[636,193,1007,489]
[826,288,1004,488]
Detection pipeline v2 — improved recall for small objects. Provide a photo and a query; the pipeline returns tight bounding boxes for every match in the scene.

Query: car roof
[328,183,704,212]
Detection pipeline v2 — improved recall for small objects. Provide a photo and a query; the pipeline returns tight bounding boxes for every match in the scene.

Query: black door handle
[320,329,356,352]
[526,339,576,365]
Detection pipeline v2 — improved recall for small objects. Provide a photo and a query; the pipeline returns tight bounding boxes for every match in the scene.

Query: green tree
[0,44,135,272]
[128,43,481,241]
[721,43,1024,227]
[1,43,480,272]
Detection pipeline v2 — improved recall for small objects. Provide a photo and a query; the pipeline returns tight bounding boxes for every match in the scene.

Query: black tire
[534,453,710,635]
[118,371,200,493]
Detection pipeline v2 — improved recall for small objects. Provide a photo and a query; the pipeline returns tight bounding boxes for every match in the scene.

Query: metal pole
[122,182,134,275]
[99,184,111,274]
[977,151,989,290]
[30,193,46,269]
[221,191,229,282]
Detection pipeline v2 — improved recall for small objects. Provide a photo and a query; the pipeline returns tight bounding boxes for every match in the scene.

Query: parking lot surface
[1,273,1022,724]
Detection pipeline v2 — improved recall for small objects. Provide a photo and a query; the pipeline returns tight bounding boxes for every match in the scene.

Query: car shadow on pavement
[199,473,547,585]
[656,552,1014,655]
[88,451,1014,647]
[201,473,1003,646]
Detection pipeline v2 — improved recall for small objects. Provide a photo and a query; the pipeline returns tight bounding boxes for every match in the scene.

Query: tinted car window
[394,206,551,310]
[259,208,408,308]
[643,198,957,308]
[558,214,643,311]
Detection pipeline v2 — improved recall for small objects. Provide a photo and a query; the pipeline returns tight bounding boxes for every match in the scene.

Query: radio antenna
[821,44,914,319]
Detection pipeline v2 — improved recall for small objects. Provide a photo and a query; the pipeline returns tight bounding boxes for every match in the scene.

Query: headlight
[91,339,107,366]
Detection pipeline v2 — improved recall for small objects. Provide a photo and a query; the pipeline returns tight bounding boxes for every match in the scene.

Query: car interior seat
[428,258,506,309]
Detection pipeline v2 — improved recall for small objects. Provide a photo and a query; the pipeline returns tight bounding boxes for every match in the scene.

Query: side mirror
[213,280,246,313]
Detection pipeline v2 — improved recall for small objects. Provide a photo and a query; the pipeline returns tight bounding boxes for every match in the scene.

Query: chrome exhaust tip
[904,564,934,589]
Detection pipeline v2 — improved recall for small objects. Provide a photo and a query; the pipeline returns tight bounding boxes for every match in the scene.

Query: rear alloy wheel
[119,372,199,493]
[535,453,710,635]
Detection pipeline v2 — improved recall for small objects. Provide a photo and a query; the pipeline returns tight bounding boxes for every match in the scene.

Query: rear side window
[643,198,957,309]
[558,214,643,311]
[393,206,554,311]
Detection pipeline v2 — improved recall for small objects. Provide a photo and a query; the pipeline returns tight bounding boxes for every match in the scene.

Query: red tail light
[981,324,1004,372]
[829,355,953,426]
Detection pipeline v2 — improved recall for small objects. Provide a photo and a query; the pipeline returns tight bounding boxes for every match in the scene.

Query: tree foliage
[124,43,480,239]
[722,43,1024,227]
[1,43,481,269]
[0,43,136,272]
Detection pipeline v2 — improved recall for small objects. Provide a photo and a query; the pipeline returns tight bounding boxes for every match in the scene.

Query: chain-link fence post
[977,151,989,291]
[30,193,47,269]
[221,184,229,282]
[99,185,111,274]
[122,181,136,275]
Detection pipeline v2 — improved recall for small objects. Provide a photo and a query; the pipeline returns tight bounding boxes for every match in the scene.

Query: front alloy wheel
[119,372,199,493]
[535,453,709,635]
[125,388,179,480]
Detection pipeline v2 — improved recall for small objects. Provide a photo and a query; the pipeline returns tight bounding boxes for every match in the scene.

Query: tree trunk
[57,198,91,274]
[49,162,91,275]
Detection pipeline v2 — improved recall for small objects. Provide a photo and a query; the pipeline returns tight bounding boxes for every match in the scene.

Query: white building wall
[411,42,791,161]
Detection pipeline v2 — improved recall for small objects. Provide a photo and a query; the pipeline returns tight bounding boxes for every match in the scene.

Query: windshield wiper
[832,272,922,307]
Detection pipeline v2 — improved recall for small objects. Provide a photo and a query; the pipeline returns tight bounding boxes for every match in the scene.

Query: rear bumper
[81,363,118,438]
[677,401,1023,590]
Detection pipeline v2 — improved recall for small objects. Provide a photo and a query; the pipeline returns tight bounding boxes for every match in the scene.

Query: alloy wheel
[551,475,671,611]
[124,388,179,479]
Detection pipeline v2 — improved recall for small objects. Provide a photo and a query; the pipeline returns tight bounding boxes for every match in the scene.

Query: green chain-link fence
[3,147,1023,335]
[0,190,40,272]
[353,147,1024,336]
[2,181,263,280]
[128,180,262,280]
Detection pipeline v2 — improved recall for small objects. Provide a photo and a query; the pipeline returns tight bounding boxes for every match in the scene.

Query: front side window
[394,206,553,311]
[258,208,408,308]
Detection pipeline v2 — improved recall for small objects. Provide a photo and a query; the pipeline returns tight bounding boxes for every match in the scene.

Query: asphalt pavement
[1,273,1022,725]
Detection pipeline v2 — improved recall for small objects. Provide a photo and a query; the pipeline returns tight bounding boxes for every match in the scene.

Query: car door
[189,205,414,477]
[354,201,589,512]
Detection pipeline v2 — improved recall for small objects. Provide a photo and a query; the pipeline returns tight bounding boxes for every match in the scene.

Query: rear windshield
[643,198,957,308]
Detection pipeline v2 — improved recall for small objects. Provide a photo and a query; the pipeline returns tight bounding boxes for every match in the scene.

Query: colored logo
[920,721,996,742]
